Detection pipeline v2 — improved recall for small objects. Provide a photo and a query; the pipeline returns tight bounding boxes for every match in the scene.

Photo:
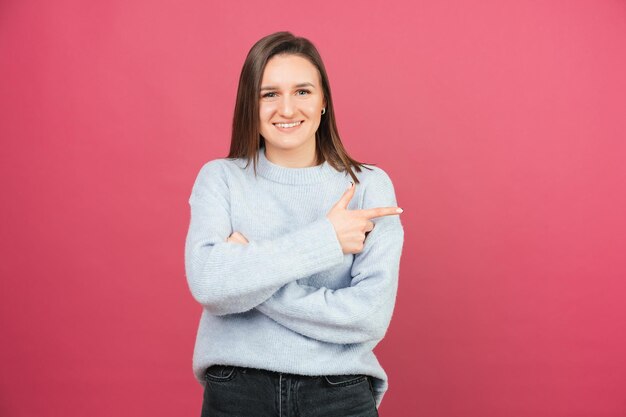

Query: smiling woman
[257,54,326,165]
[259,54,326,166]
[184,31,405,417]
[227,31,366,180]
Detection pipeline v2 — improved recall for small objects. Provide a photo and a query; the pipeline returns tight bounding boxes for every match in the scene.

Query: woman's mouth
[273,120,303,131]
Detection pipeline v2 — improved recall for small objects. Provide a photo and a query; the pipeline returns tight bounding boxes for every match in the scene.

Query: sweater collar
[254,146,338,185]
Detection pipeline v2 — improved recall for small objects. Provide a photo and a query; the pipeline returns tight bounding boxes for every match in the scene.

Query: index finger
[356,206,403,220]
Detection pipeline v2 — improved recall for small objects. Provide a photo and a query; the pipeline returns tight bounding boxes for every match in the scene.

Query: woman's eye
[261,89,310,99]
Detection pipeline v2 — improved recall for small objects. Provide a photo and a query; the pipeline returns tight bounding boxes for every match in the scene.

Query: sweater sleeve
[255,168,405,344]
[184,160,345,316]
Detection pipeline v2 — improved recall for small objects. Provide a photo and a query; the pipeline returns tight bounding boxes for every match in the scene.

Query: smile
[273,121,303,129]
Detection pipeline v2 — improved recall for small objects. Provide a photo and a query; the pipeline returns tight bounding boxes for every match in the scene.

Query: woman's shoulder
[354,162,397,191]
[348,162,400,213]
[189,156,247,196]
[194,156,247,178]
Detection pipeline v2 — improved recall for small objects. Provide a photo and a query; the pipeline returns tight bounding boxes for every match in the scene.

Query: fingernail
[396,208,403,213]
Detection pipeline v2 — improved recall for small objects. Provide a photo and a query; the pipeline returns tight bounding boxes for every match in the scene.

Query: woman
[184,31,404,417]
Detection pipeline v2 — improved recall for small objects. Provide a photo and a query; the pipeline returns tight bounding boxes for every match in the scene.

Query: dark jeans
[201,364,379,417]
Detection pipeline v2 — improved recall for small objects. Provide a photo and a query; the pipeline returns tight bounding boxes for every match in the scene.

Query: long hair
[227,31,372,183]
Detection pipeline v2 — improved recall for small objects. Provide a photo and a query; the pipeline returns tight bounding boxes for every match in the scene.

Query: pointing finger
[357,206,403,220]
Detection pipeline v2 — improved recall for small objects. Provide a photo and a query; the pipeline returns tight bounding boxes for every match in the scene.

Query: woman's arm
[255,169,405,344]
[184,160,344,316]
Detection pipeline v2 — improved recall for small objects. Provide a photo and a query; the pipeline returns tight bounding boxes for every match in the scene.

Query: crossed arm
[184,160,404,344]
[185,162,344,316]
[255,223,404,344]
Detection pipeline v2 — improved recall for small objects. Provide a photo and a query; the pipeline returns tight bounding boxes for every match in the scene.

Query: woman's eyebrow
[260,82,316,91]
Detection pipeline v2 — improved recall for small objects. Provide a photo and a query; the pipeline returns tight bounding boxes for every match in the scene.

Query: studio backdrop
[1,1,625,416]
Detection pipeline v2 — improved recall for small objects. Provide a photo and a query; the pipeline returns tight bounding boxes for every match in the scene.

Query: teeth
[275,121,302,128]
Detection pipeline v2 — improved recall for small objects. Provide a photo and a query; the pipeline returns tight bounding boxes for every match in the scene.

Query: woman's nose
[278,95,295,117]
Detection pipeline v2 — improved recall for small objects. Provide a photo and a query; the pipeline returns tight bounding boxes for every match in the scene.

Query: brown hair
[226,31,372,183]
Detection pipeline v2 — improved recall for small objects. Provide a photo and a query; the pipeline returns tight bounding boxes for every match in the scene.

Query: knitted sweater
[184,146,404,408]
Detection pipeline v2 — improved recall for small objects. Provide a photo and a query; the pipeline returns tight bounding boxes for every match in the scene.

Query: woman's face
[258,54,326,157]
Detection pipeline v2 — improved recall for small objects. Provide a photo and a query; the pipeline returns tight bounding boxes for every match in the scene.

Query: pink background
[1,0,625,416]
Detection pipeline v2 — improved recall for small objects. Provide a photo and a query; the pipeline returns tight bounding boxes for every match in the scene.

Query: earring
[321,108,326,115]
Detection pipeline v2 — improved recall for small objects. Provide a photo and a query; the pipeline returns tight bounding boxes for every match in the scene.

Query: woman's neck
[254,145,336,185]
[263,142,318,168]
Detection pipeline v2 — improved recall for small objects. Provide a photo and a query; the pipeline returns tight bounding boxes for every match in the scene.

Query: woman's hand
[227,181,402,255]
[227,232,249,245]
[326,182,403,255]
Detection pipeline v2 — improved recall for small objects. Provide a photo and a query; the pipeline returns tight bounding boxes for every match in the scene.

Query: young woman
[184,31,405,417]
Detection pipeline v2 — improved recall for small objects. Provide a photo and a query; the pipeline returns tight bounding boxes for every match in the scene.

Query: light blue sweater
[184,146,405,408]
